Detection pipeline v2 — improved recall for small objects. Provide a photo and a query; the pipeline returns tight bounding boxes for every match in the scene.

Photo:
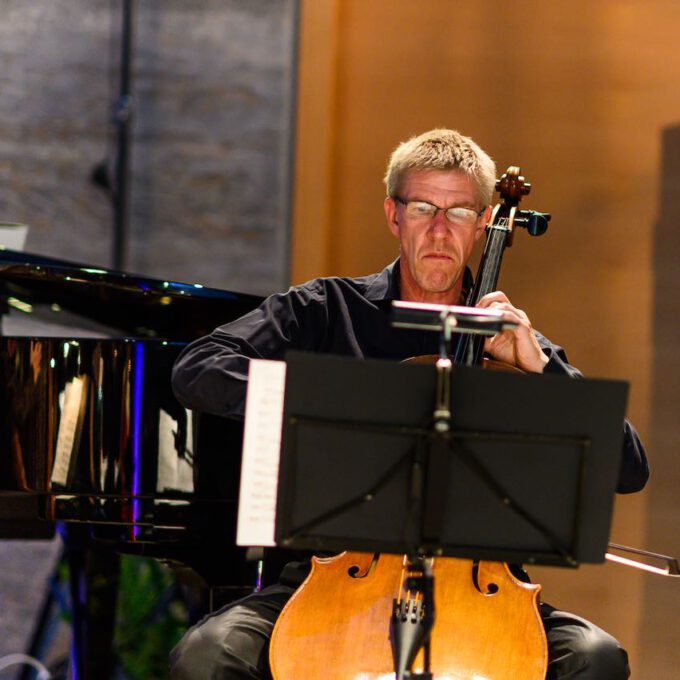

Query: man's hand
[476,291,549,373]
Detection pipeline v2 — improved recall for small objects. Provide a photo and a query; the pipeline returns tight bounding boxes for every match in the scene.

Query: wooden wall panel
[294,1,680,676]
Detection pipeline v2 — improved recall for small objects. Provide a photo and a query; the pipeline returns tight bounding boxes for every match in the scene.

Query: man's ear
[474,205,492,242]
[384,196,400,238]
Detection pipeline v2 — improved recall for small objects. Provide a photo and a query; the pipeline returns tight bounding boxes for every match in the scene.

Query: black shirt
[172,259,649,493]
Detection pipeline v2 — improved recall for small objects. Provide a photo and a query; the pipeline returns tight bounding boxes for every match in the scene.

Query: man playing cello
[169,128,648,679]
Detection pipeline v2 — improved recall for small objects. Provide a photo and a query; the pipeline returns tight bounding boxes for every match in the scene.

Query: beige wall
[293,1,680,677]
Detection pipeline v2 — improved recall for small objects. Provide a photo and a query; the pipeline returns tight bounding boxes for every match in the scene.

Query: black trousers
[169,583,630,680]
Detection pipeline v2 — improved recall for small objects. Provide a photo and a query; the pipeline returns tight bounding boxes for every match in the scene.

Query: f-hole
[472,560,500,595]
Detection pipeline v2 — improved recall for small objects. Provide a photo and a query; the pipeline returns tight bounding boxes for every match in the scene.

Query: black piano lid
[0,247,264,341]
[0,248,269,594]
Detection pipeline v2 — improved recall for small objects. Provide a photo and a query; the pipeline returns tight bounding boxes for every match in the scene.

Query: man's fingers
[476,291,509,308]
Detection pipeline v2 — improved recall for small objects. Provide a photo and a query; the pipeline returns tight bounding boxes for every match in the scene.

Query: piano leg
[62,524,120,680]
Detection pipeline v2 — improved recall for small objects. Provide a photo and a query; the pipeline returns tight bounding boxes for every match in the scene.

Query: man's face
[384,168,488,301]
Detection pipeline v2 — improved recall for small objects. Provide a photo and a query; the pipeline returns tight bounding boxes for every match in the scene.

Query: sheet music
[236,359,287,547]
[157,408,194,493]
[52,376,87,486]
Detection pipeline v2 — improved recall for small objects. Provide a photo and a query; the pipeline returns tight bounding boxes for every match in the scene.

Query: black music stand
[275,350,628,566]
[274,350,628,678]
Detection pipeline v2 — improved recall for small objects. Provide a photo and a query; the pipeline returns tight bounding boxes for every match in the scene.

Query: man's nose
[429,209,450,237]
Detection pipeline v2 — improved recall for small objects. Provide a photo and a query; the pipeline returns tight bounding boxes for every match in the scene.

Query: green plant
[114,556,187,680]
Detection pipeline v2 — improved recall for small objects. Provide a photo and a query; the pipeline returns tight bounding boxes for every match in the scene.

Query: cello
[270,168,552,679]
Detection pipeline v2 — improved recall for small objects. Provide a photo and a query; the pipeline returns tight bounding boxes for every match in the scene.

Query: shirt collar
[364,259,401,302]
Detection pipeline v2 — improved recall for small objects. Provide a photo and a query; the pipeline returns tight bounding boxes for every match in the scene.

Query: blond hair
[383,128,496,207]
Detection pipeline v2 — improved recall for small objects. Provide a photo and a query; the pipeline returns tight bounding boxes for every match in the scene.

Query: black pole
[112,0,135,270]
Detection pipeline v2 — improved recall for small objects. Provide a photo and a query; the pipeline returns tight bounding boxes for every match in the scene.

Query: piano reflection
[0,247,268,678]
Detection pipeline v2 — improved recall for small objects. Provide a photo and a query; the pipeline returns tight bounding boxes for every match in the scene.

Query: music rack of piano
[0,248,266,677]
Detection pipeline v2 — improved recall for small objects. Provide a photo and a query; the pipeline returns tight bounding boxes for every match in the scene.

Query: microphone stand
[111,0,135,271]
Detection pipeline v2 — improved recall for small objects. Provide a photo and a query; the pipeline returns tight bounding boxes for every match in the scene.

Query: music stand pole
[390,313,458,680]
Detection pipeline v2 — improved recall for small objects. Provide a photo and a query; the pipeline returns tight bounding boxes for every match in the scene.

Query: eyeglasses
[394,197,484,227]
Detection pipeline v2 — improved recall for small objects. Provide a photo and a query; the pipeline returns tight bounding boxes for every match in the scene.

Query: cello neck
[454,168,531,367]
[468,211,513,306]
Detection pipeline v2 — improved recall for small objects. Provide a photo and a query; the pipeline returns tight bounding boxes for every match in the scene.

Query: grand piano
[0,247,270,677]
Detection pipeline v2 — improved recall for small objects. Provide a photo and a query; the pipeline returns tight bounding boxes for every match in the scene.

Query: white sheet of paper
[52,376,86,486]
[236,359,287,547]
[157,408,194,493]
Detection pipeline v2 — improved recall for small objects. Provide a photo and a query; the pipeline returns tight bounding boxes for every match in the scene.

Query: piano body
[0,248,265,677]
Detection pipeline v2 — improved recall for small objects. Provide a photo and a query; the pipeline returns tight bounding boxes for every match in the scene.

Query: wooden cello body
[270,168,551,679]
[271,552,546,679]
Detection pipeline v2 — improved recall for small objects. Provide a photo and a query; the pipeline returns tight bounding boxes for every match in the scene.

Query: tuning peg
[514,210,551,236]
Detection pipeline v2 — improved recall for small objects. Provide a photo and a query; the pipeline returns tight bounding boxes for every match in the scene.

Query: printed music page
[51,375,88,487]
[236,359,287,547]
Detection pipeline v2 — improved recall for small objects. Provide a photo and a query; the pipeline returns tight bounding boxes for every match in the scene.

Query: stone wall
[0,0,297,295]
